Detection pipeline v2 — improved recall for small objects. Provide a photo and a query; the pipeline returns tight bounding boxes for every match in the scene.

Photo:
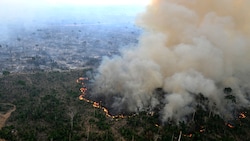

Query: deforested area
[1,0,250,141]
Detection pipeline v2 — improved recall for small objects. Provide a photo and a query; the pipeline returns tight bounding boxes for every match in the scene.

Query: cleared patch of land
[0,103,16,129]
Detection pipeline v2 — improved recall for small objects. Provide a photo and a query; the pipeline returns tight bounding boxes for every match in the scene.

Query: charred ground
[0,70,250,141]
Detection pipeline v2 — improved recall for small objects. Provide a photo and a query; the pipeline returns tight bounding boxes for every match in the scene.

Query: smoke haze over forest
[93,0,250,122]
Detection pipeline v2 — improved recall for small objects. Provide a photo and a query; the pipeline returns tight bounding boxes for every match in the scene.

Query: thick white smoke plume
[93,0,250,122]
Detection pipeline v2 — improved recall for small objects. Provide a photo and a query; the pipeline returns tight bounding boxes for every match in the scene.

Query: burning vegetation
[92,0,250,126]
[74,0,250,140]
[1,0,250,140]
[77,75,250,141]
[239,112,247,119]
[77,77,135,120]
[0,70,250,140]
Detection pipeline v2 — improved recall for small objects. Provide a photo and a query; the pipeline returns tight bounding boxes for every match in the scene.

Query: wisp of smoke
[93,0,250,122]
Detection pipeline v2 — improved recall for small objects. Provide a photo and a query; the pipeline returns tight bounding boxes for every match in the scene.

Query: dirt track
[0,103,16,129]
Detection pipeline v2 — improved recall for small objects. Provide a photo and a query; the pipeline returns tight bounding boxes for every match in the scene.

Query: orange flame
[78,77,86,81]
[80,87,87,93]
[79,95,84,100]
[239,112,246,119]
[93,102,100,108]
[103,107,108,114]
[227,123,234,128]
[77,77,138,120]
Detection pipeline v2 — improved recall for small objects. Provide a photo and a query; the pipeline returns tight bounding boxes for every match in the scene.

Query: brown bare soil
[0,103,16,129]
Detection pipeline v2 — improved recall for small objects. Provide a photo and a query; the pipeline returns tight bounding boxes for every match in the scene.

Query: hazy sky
[0,0,150,7]
[0,0,149,23]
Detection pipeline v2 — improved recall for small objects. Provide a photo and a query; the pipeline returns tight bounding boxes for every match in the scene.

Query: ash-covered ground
[0,5,143,74]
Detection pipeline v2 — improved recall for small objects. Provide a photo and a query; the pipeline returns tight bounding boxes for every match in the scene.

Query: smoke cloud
[93,0,250,122]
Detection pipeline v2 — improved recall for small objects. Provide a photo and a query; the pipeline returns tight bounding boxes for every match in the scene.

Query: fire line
[76,77,129,119]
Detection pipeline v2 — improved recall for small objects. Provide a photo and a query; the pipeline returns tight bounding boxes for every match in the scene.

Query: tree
[2,71,10,76]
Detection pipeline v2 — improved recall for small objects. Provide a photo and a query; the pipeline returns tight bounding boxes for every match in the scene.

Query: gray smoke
[93,0,250,122]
